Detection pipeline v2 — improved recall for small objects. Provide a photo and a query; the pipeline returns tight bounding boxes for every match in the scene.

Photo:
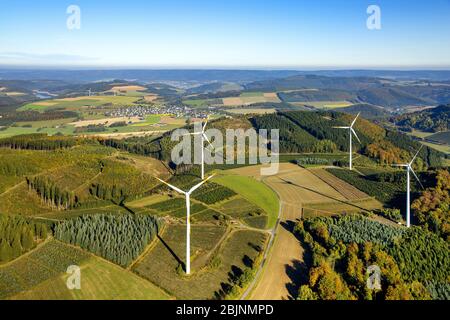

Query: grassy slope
[214,174,279,229]
[19,96,139,112]
[10,255,171,300]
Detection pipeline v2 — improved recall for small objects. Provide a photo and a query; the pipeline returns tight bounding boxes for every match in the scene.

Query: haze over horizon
[1,0,449,69]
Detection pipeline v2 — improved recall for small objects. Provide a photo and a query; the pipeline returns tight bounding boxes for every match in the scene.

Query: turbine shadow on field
[280,178,371,212]
[157,234,184,269]
[280,220,306,300]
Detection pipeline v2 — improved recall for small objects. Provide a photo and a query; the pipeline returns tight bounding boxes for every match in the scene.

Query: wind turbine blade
[351,112,361,127]
[183,132,201,136]
[391,164,408,167]
[351,128,361,143]
[207,143,225,154]
[202,117,208,132]
[332,126,350,129]
[202,133,214,149]
[155,177,185,194]
[409,145,424,166]
[409,167,424,189]
[189,174,215,194]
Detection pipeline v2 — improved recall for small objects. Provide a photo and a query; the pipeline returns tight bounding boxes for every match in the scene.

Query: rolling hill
[244,75,450,109]
[393,104,450,132]
[336,104,391,119]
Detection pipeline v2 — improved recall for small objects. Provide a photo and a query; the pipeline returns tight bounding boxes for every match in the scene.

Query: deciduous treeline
[412,169,450,241]
[295,215,447,300]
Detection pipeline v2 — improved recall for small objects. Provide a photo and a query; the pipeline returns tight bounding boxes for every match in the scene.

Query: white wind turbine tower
[333,112,361,170]
[88,88,92,97]
[156,175,215,274]
[392,146,424,228]
[185,117,214,179]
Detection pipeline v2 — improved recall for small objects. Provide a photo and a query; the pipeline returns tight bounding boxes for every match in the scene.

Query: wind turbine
[88,88,92,97]
[156,175,215,274]
[333,113,361,170]
[392,146,424,228]
[185,117,214,179]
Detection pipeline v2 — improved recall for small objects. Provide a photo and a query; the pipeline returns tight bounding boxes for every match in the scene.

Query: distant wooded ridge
[1,69,450,82]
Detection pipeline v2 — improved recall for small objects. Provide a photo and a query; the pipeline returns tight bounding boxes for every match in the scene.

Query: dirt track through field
[249,168,305,300]
[231,164,305,299]
[237,163,374,300]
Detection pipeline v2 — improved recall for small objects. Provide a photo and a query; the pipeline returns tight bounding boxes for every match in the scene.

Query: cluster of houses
[105,105,212,119]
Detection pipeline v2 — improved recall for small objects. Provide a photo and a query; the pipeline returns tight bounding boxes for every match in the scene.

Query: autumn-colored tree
[345,243,365,285]
[365,140,410,165]
[309,262,356,300]
[385,284,413,300]
[385,282,431,300]
[374,250,403,286]
[412,169,450,241]
[298,285,318,300]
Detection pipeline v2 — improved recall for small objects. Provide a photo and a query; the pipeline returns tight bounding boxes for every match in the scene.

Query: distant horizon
[1,65,450,72]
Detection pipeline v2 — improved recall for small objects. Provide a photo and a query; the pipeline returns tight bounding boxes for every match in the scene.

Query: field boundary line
[240,175,282,300]
[128,223,168,270]
[0,237,52,269]
[56,239,175,298]
[308,167,367,200]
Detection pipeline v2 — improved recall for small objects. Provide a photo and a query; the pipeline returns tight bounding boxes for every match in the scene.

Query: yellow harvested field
[229,164,276,181]
[250,201,303,300]
[32,101,58,106]
[69,117,142,127]
[110,85,147,92]
[5,92,26,96]
[160,116,186,125]
[267,167,345,204]
[309,168,368,200]
[263,92,278,98]
[222,97,244,106]
[144,94,158,102]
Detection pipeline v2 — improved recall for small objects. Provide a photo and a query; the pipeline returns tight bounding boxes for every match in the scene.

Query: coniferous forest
[0,214,48,263]
[54,214,162,267]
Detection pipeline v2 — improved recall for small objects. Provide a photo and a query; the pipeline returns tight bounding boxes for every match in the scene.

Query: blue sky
[0,0,449,68]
